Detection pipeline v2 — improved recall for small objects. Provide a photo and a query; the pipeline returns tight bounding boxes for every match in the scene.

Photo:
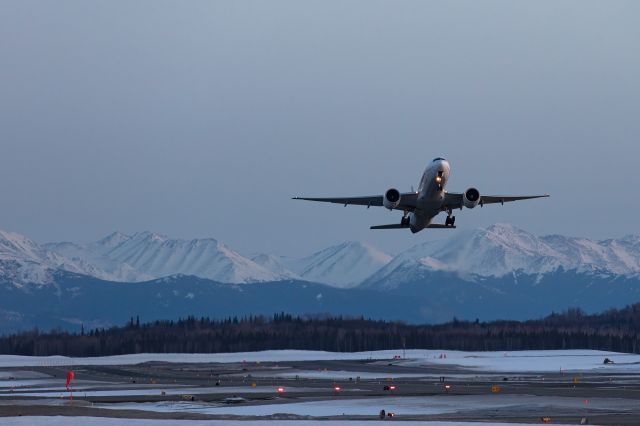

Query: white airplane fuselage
[409,158,451,233]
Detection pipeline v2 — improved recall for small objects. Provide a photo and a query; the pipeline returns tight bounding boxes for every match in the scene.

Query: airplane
[293,157,549,233]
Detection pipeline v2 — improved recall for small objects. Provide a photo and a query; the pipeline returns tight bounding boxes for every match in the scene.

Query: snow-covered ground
[0,370,51,380]
[264,371,526,381]
[0,377,131,391]
[0,418,578,426]
[98,394,630,417]
[0,379,71,390]
[2,349,638,372]
[396,349,640,372]
[1,385,330,398]
[244,369,427,379]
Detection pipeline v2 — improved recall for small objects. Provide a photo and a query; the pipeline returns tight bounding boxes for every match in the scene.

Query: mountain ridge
[363,224,640,289]
[2,224,640,290]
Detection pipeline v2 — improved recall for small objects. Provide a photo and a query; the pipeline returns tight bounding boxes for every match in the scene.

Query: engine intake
[383,188,401,210]
[463,187,481,208]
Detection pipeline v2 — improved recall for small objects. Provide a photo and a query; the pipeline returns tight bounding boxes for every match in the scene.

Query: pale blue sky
[0,1,638,255]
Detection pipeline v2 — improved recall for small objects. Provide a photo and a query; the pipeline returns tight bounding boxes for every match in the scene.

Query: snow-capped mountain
[88,231,131,253]
[42,240,151,283]
[0,230,121,286]
[1,230,393,288]
[0,230,53,286]
[251,254,300,280]
[363,224,640,289]
[48,232,290,284]
[1,229,293,286]
[283,241,392,288]
[98,232,286,284]
[540,233,640,275]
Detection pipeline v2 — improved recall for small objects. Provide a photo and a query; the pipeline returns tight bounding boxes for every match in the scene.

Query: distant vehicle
[294,157,548,233]
[383,385,397,391]
[223,396,247,404]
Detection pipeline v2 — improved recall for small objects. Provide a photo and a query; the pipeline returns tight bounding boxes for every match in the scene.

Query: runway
[1,349,639,424]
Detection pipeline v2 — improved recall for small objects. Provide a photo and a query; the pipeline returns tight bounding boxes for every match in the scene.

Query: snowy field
[247,369,427,379]
[397,350,640,373]
[0,418,577,426]
[0,371,50,380]
[1,385,331,398]
[0,379,119,391]
[1,349,639,372]
[96,394,634,417]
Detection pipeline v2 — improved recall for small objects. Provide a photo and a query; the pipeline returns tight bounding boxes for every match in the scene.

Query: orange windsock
[66,371,75,389]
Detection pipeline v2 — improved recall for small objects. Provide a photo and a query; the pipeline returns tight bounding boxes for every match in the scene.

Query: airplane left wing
[443,192,549,210]
[293,192,418,211]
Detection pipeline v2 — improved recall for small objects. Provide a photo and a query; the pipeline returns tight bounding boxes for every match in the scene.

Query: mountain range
[4,224,640,288]
[1,230,395,288]
[2,224,640,332]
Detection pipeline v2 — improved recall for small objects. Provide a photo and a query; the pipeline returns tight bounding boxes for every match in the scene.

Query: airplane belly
[418,190,445,215]
[412,192,444,233]
[409,211,436,233]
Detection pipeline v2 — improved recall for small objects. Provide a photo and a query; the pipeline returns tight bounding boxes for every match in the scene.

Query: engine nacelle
[463,187,481,208]
[383,188,401,210]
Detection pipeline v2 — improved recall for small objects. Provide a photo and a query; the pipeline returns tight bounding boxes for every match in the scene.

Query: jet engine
[463,187,481,208]
[383,188,401,210]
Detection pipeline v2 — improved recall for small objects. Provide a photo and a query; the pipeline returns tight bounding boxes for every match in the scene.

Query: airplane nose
[431,157,450,173]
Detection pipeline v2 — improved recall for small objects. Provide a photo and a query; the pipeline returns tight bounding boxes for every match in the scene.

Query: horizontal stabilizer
[370,223,456,230]
[370,223,409,230]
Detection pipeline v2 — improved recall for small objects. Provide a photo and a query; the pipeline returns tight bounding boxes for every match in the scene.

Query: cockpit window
[432,157,446,162]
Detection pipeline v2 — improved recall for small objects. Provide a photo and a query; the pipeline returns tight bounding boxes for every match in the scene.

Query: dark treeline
[2,305,640,357]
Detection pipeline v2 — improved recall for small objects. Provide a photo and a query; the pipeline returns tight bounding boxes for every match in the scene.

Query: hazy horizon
[1,1,638,256]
